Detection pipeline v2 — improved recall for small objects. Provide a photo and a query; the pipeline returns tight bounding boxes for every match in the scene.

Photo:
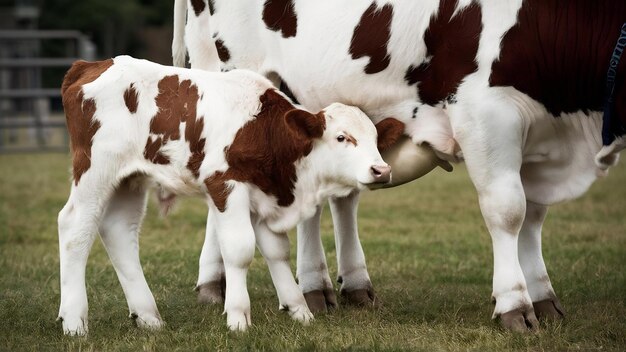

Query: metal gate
[0,30,95,153]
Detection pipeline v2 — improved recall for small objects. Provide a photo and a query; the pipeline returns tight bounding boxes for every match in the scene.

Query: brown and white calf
[57,55,402,334]
[175,0,626,331]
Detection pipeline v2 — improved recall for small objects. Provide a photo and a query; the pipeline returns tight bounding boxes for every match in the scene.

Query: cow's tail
[172,0,187,67]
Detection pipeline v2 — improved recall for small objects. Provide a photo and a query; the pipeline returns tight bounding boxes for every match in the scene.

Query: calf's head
[286,103,396,189]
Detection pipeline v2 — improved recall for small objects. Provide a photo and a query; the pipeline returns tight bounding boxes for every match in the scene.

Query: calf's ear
[375,118,405,151]
[284,109,325,140]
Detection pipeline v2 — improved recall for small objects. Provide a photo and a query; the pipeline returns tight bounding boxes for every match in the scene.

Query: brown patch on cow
[350,3,393,74]
[124,84,138,113]
[190,0,206,16]
[208,0,215,15]
[146,75,207,176]
[262,0,298,38]
[375,118,405,151]
[204,89,325,211]
[215,39,231,62]
[404,0,482,104]
[490,0,626,121]
[61,59,113,185]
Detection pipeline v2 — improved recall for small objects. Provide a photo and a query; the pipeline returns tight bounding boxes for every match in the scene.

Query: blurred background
[0,0,174,153]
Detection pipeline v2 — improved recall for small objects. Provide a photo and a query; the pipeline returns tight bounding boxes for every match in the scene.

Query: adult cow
[173,0,626,331]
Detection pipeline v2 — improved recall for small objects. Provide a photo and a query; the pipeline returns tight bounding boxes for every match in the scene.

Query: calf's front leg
[296,206,337,313]
[255,220,313,324]
[196,209,226,304]
[211,184,256,331]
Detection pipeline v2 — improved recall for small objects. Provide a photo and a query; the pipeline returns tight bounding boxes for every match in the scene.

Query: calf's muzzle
[370,164,391,184]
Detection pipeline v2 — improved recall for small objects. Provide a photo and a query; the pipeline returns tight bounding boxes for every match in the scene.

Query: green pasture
[1,153,624,351]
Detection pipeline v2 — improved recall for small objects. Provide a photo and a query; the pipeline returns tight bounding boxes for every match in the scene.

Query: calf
[175,0,626,331]
[57,55,399,334]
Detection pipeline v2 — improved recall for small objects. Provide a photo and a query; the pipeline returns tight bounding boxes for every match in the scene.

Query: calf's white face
[314,103,391,189]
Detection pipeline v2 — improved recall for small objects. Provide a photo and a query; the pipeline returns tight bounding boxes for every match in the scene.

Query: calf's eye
[337,135,345,142]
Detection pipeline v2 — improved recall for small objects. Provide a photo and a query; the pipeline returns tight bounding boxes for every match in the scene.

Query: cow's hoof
[340,286,380,307]
[60,316,88,336]
[499,307,539,333]
[303,288,337,313]
[132,313,165,330]
[196,278,226,305]
[533,298,565,320]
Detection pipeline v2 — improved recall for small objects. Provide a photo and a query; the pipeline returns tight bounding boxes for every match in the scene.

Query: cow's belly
[520,109,606,205]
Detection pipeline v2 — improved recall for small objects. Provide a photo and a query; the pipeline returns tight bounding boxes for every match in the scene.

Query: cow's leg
[98,177,164,330]
[450,102,538,332]
[57,176,113,335]
[518,201,565,320]
[296,205,337,313]
[196,209,226,305]
[329,191,377,306]
[255,220,313,324]
[211,184,256,331]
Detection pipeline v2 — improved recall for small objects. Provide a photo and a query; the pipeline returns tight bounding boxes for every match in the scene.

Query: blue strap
[602,22,626,146]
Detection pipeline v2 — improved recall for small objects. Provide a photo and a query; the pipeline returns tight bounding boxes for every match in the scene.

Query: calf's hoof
[303,288,337,313]
[59,316,88,336]
[226,309,251,332]
[533,298,565,320]
[340,285,380,307]
[498,307,539,333]
[196,278,226,305]
[283,305,314,325]
[132,313,165,330]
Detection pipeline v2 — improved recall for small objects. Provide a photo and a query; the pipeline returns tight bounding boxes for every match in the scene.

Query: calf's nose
[370,164,391,183]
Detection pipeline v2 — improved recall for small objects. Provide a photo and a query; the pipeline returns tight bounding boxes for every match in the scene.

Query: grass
[0,153,625,351]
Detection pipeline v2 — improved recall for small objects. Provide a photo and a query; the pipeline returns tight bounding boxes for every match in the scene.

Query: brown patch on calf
[124,84,138,113]
[214,39,231,62]
[204,89,325,211]
[61,59,113,185]
[204,171,232,212]
[185,115,206,178]
[350,3,393,74]
[375,118,405,151]
[344,134,358,147]
[208,0,215,15]
[190,0,206,16]
[262,0,298,38]
[144,137,169,164]
[146,75,207,176]
[490,0,626,120]
[404,0,482,104]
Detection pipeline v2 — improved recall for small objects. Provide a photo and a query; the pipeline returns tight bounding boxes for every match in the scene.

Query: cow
[56,55,407,334]
[173,0,626,332]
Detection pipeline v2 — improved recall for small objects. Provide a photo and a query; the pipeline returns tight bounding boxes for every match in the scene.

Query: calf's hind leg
[98,177,164,330]
[518,201,564,320]
[57,175,115,335]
